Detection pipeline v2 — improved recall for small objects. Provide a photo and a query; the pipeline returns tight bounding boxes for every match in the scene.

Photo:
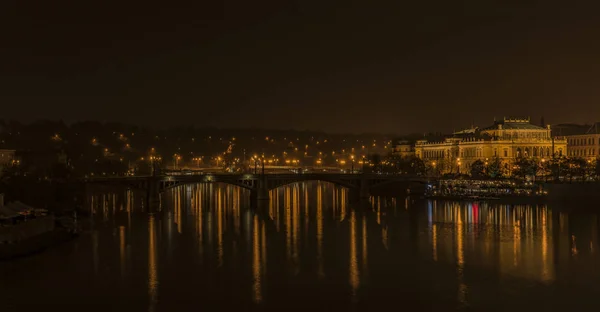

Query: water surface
[2,182,600,311]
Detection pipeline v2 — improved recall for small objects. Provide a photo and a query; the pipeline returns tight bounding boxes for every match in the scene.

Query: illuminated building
[563,122,600,160]
[391,140,415,158]
[414,117,567,174]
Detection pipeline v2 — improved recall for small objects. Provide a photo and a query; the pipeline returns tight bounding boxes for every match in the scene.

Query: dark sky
[2,1,599,134]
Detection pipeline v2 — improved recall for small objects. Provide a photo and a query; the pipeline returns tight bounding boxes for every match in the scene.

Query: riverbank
[371,181,600,207]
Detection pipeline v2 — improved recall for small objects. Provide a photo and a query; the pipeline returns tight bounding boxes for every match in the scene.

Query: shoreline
[370,181,600,207]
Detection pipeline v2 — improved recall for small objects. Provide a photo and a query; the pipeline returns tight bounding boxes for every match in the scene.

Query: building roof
[453,127,478,135]
[481,117,545,131]
[552,123,600,136]
[586,122,600,134]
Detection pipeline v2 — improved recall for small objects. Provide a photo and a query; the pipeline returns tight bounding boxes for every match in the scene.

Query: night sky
[2,1,599,134]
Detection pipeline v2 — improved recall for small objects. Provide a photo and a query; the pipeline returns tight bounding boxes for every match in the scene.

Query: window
[503,149,508,157]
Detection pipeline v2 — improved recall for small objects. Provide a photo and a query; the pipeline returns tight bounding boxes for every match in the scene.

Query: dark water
[2,182,600,311]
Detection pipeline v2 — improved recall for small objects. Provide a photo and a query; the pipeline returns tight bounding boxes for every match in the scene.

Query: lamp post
[253,156,258,174]
[541,158,546,182]
[351,155,355,173]
[173,154,181,170]
[193,156,203,168]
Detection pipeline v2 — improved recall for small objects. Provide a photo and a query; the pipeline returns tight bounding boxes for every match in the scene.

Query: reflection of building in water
[427,202,558,282]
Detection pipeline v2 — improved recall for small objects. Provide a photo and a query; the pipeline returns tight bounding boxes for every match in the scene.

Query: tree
[512,158,538,180]
[548,157,567,181]
[564,157,587,182]
[538,159,551,182]
[486,157,503,179]
[369,153,382,172]
[470,160,486,178]
[409,156,427,176]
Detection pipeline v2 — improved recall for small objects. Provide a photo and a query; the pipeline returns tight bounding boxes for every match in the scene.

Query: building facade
[414,118,567,174]
[391,140,415,158]
[564,123,600,160]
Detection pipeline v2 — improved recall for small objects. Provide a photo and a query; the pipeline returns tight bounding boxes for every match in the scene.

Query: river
[2,182,600,311]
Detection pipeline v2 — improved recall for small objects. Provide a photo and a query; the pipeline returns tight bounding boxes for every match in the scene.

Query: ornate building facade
[414,118,567,174]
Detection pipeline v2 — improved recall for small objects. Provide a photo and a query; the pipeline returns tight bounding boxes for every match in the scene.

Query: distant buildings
[561,122,600,160]
[390,140,415,158]
[412,117,567,174]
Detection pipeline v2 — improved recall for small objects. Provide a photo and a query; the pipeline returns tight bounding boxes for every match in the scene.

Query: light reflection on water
[2,182,600,311]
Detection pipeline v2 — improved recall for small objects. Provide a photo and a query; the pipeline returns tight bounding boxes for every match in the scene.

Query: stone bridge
[83,173,429,202]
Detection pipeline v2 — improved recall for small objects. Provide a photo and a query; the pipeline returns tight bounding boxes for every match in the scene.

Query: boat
[423,194,500,201]
[0,195,79,261]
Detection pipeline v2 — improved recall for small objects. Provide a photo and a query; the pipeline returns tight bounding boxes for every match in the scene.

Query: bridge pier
[349,176,371,203]
[145,177,161,212]
[250,176,270,202]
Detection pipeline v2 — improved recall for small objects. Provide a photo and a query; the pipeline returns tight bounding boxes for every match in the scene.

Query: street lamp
[173,154,181,170]
[541,158,546,182]
[193,157,203,168]
[350,155,355,173]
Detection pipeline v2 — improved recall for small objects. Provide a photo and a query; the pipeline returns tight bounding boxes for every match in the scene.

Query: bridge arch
[266,176,359,191]
[160,178,256,192]
[268,179,358,191]
[368,177,430,189]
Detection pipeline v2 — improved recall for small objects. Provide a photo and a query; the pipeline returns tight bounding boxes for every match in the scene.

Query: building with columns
[414,117,567,174]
